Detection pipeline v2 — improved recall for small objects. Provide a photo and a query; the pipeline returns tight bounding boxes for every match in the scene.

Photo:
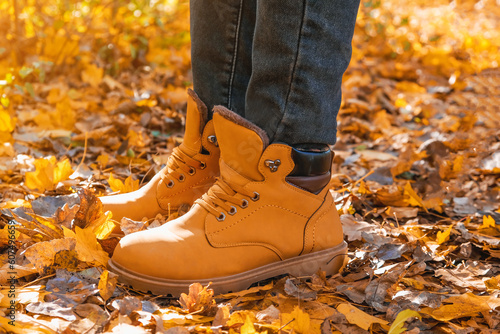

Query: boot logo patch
[264,159,281,172]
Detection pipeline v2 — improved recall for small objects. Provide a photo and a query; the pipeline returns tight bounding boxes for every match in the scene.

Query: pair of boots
[103,90,347,295]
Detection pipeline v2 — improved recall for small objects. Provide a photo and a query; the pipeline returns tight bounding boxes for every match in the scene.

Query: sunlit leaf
[98,269,118,300]
[336,303,389,331]
[388,309,421,334]
[74,226,109,267]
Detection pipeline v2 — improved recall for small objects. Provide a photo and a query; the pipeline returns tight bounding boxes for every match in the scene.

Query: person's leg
[191,0,256,116]
[245,0,360,146]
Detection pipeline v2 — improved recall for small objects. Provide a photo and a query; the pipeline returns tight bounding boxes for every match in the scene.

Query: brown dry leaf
[73,188,104,229]
[435,262,491,291]
[178,282,216,314]
[212,305,231,327]
[24,238,76,274]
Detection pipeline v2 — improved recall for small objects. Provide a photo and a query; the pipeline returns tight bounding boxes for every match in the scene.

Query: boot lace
[195,178,259,221]
[161,147,206,188]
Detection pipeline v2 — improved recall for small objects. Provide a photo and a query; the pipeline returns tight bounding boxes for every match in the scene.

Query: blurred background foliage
[0,0,499,147]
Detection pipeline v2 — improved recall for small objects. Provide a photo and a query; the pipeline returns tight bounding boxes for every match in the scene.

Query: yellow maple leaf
[25,157,74,192]
[108,173,139,193]
[227,310,258,327]
[337,303,389,331]
[54,97,76,129]
[436,224,453,244]
[82,63,104,88]
[280,306,318,334]
[46,88,65,104]
[388,310,421,334]
[481,215,496,229]
[25,157,56,192]
[241,315,258,334]
[403,182,428,212]
[98,269,118,301]
[74,226,109,267]
[96,153,109,168]
[0,110,15,133]
[93,211,116,239]
[54,158,74,183]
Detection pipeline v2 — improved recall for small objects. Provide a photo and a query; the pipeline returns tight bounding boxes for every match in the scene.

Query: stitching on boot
[213,106,270,147]
[300,193,327,255]
[310,197,334,252]
[207,239,284,261]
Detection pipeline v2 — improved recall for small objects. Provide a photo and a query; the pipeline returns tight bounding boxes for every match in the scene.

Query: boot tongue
[179,89,208,157]
[213,106,269,182]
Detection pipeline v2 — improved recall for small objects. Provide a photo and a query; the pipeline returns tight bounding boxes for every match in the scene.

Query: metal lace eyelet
[178,174,185,182]
[240,199,249,209]
[228,206,237,215]
[188,167,196,175]
[167,180,174,188]
[217,212,226,221]
[200,162,206,170]
[251,192,260,201]
[207,135,218,147]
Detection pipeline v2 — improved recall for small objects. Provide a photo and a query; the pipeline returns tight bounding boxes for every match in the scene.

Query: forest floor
[1,0,500,333]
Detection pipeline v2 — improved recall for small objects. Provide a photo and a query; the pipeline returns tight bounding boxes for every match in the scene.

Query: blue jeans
[190,0,360,145]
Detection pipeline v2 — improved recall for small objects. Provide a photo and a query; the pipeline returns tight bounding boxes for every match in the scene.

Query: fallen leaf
[108,173,140,193]
[388,309,421,334]
[178,283,216,315]
[98,269,118,300]
[436,224,453,244]
[25,157,74,192]
[74,226,109,267]
[241,315,257,334]
[337,303,389,331]
[420,293,500,321]
[24,238,76,274]
[481,215,496,229]
[280,306,318,334]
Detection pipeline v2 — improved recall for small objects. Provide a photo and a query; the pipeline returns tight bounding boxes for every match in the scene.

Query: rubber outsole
[107,241,348,297]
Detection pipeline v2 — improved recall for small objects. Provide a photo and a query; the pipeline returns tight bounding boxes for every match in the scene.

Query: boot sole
[107,241,348,296]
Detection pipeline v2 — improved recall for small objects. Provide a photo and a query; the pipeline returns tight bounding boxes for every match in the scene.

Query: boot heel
[287,241,348,277]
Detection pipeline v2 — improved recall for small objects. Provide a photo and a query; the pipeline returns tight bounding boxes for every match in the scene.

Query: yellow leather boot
[108,107,347,295]
[100,89,220,222]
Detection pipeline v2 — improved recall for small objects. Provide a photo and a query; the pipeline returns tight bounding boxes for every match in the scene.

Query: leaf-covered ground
[1,0,500,333]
